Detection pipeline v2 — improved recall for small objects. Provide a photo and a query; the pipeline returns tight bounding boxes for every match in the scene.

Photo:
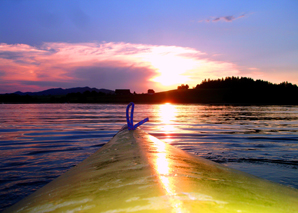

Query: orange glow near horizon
[1,42,279,93]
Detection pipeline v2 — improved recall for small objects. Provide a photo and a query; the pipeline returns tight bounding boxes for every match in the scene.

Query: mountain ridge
[12,87,115,96]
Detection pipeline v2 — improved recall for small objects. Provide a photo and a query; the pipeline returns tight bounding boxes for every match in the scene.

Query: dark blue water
[0,104,298,211]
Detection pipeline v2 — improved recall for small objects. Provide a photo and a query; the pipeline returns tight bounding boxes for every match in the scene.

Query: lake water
[0,103,298,211]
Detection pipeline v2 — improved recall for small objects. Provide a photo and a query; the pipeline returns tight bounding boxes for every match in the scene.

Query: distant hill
[13,87,115,96]
[1,77,298,104]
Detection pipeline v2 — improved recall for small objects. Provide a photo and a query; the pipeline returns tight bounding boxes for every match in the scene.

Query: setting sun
[142,47,198,86]
[149,55,193,86]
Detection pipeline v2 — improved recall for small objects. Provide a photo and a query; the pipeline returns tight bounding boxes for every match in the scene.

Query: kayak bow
[4,126,298,213]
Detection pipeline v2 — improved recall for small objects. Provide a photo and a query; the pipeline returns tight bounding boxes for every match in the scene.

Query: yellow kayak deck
[4,128,298,213]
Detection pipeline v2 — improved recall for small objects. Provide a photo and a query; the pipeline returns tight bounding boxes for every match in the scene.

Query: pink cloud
[0,42,244,93]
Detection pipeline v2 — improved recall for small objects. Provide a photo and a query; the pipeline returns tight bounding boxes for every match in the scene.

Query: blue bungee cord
[126,102,149,130]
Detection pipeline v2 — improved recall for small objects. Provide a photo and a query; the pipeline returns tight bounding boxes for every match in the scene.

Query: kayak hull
[4,128,298,212]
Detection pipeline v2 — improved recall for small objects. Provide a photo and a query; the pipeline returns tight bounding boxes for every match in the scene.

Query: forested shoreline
[1,77,298,104]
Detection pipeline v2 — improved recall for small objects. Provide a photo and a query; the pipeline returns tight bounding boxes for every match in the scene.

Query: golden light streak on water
[159,103,176,124]
[159,103,178,143]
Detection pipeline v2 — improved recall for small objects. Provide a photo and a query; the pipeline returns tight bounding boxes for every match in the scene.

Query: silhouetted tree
[178,84,189,90]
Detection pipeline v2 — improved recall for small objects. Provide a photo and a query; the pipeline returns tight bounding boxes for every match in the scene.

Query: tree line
[0,76,297,104]
[195,76,297,90]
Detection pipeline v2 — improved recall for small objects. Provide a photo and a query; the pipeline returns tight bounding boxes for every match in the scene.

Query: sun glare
[139,47,197,87]
[150,56,189,86]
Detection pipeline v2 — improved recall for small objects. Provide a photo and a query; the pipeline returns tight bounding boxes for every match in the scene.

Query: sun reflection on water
[159,103,176,123]
[159,103,178,143]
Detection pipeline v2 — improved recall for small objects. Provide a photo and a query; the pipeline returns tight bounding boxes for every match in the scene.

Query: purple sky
[0,0,297,93]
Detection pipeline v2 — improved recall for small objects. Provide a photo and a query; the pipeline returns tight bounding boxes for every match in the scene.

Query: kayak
[4,126,298,212]
[4,103,298,213]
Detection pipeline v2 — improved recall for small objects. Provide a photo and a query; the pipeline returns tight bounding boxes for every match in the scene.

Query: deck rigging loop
[126,102,149,130]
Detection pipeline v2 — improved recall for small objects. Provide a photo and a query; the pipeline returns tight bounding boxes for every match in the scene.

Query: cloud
[0,70,5,77]
[202,14,247,23]
[0,42,243,93]
[72,64,155,92]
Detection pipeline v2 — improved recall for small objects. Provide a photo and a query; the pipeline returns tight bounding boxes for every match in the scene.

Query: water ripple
[0,104,298,211]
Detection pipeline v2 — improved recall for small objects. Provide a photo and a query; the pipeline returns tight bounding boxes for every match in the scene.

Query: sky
[0,0,297,93]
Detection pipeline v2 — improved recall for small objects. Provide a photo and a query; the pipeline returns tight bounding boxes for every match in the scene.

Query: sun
[149,55,193,86]
[139,46,197,87]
